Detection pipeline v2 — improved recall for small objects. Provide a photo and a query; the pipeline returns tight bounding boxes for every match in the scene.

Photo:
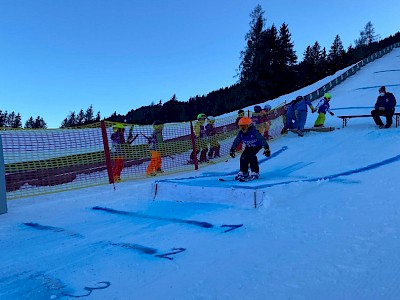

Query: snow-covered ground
[1,48,400,300]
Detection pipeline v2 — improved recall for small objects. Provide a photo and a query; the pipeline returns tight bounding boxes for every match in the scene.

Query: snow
[1,48,400,299]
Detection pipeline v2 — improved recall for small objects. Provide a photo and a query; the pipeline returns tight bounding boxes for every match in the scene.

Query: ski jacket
[149,130,163,151]
[111,129,127,156]
[230,125,269,151]
[205,123,216,137]
[374,92,396,111]
[315,99,332,114]
[294,98,313,112]
[194,121,206,138]
[251,113,263,125]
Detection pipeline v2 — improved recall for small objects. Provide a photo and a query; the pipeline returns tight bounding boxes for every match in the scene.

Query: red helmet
[238,117,252,126]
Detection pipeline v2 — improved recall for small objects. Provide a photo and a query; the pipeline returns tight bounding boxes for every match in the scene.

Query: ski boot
[250,172,260,180]
[235,171,249,181]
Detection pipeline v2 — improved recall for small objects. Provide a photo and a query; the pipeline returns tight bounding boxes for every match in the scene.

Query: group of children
[110,120,165,181]
[189,113,221,164]
[110,92,336,182]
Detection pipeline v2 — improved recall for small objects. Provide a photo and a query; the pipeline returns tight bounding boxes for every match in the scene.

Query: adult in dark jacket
[371,86,397,128]
[230,117,270,180]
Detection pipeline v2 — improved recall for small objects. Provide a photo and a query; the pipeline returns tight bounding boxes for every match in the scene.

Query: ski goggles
[239,125,249,130]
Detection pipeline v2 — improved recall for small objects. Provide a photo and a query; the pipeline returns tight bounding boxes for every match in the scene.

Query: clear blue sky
[1,0,399,128]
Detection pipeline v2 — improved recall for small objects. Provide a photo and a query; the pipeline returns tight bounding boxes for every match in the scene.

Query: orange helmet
[238,117,252,126]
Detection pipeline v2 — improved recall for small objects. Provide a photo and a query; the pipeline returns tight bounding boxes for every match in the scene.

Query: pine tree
[0,111,6,127]
[95,111,101,121]
[60,118,68,128]
[6,112,15,128]
[76,109,85,125]
[328,35,346,72]
[238,4,266,83]
[34,116,47,128]
[274,22,298,94]
[25,117,35,128]
[12,113,22,128]
[256,24,279,94]
[67,112,77,127]
[355,21,379,47]
[84,104,94,124]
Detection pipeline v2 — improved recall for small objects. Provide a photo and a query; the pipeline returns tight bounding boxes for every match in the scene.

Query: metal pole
[0,136,8,215]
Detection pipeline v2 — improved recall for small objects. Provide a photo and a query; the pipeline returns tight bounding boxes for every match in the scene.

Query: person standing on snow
[281,99,297,134]
[229,117,271,181]
[313,93,334,127]
[205,116,220,159]
[251,105,264,135]
[145,120,165,176]
[261,104,273,140]
[294,95,316,136]
[110,123,138,182]
[371,86,397,129]
[190,113,208,163]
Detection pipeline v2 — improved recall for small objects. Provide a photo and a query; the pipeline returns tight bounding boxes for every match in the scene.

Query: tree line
[107,5,400,125]
[2,4,400,128]
[0,110,46,129]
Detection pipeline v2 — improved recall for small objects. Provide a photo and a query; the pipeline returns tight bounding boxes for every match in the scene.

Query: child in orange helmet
[229,117,270,181]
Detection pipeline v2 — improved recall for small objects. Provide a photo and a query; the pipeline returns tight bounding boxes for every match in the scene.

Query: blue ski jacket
[230,125,269,151]
[315,99,332,114]
[294,97,313,112]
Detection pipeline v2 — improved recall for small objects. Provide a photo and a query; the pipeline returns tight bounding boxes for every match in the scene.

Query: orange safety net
[1,109,286,200]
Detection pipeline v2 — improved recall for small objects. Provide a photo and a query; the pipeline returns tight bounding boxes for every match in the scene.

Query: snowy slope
[0,48,400,300]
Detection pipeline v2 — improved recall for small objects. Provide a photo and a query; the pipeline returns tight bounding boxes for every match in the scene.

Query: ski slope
[1,48,400,299]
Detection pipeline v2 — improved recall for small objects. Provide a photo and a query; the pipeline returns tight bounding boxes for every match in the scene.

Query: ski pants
[371,109,394,127]
[146,150,162,175]
[286,110,296,129]
[295,110,308,131]
[314,113,326,127]
[240,146,262,174]
[112,156,124,180]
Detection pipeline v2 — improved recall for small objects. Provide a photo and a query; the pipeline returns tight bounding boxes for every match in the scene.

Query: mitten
[229,149,235,158]
[263,148,271,157]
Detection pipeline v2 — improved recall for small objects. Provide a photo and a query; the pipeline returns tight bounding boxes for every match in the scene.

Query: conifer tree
[238,4,266,83]
[274,22,298,94]
[85,104,94,123]
[34,116,47,128]
[328,35,346,72]
[12,113,22,128]
[25,117,35,128]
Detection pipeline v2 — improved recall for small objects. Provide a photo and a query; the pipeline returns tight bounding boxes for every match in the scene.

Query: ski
[219,177,258,182]
[218,178,237,182]
[238,177,258,182]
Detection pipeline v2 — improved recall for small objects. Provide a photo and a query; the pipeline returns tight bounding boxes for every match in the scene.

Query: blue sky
[1,0,399,128]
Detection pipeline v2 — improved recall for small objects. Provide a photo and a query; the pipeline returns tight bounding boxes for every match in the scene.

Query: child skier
[110,123,138,182]
[189,113,208,163]
[229,117,271,181]
[146,120,165,176]
[313,93,334,127]
[205,116,220,159]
